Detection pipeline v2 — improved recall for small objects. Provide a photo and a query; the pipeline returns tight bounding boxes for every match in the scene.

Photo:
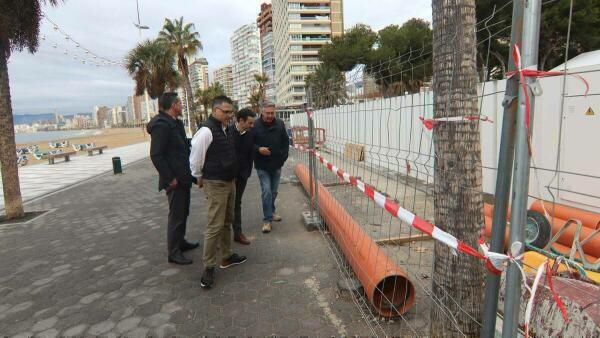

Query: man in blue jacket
[147,92,198,265]
[252,102,289,233]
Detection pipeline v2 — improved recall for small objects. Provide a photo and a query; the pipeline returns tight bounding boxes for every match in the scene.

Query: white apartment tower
[230,23,262,108]
[213,65,234,98]
[272,0,343,107]
[258,3,276,104]
[189,58,210,93]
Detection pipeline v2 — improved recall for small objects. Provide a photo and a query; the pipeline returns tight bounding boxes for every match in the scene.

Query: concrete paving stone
[3,318,34,336]
[37,328,60,338]
[150,323,176,337]
[232,311,259,329]
[205,314,234,332]
[61,323,88,336]
[31,317,58,332]
[7,301,33,314]
[87,320,116,335]
[126,326,150,338]
[33,307,55,319]
[109,306,136,321]
[115,316,142,333]
[79,291,104,304]
[160,300,183,314]
[141,312,171,328]
[57,304,82,317]
[11,332,34,338]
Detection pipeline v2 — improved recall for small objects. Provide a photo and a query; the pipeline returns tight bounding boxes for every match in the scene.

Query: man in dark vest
[190,95,247,289]
[147,92,199,265]
[230,108,257,245]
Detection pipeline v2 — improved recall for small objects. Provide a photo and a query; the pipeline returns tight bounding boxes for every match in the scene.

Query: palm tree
[253,73,269,105]
[305,64,347,109]
[158,17,202,133]
[125,39,180,100]
[430,0,484,337]
[195,82,225,125]
[248,87,263,113]
[0,0,63,219]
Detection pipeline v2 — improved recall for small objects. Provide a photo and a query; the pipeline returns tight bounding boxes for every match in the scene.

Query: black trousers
[166,185,191,257]
[233,176,248,234]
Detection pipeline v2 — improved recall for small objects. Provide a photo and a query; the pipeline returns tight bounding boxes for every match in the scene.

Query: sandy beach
[16,127,149,166]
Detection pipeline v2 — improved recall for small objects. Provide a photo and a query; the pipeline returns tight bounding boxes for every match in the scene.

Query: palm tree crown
[125,39,179,99]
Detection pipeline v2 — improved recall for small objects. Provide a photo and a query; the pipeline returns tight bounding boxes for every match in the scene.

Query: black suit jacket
[230,125,255,179]
[147,111,196,191]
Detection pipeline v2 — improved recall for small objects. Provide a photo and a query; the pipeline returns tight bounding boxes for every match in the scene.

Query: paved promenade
[0,142,150,210]
[0,158,370,337]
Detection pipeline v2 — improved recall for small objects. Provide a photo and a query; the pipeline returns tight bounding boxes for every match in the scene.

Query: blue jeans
[256,169,281,222]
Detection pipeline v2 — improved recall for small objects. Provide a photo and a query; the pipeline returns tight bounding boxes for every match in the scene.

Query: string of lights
[41,13,125,68]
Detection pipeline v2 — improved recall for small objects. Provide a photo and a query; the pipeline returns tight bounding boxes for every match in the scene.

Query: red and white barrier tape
[294,143,570,333]
[293,143,509,274]
[419,115,494,130]
[506,44,589,152]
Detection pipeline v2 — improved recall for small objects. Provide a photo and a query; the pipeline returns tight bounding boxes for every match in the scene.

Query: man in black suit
[230,108,257,245]
[147,92,198,265]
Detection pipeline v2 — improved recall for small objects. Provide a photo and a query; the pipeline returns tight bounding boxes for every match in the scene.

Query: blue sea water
[15,130,100,144]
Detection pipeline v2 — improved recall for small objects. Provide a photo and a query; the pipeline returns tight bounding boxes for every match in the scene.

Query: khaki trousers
[202,179,236,268]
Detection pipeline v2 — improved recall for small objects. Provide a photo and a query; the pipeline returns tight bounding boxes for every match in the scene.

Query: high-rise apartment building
[230,23,262,108]
[258,3,276,104]
[189,58,209,93]
[213,64,234,98]
[272,0,343,107]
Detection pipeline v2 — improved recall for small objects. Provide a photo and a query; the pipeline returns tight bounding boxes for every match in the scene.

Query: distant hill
[13,113,92,125]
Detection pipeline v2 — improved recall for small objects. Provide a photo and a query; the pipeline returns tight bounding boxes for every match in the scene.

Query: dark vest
[202,116,238,181]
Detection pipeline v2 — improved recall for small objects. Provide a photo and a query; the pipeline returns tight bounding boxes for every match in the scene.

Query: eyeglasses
[215,107,234,115]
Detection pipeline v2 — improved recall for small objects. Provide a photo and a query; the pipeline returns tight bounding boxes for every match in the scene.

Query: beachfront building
[272,0,343,107]
[213,64,234,98]
[231,23,262,108]
[190,58,209,93]
[93,106,112,128]
[258,3,276,104]
[111,106,127,126]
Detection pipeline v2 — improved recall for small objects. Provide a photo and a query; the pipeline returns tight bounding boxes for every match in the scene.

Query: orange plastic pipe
[550,242,599,262]
[295,164,415,317]
[483,203,511,219]
[484,215,509,250]
[549,217,600,258]
[530,200,600,230]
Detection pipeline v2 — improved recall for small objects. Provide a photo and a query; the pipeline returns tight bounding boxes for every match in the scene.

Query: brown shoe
[262,222,272,233]
[234,232,251,245]
[272,213,282,222]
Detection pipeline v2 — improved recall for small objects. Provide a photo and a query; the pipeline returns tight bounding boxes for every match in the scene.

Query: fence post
[480,1,524,337]
[306,87,320,222]
[502,0,542,336]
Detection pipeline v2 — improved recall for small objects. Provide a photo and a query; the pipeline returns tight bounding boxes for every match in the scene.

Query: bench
[86,145,108,156]
[43,151,76,165]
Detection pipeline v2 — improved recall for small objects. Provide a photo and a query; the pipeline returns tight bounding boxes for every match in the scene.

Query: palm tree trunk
[430,0,485,337]
[179,61,197,135]
[0,41,25,219]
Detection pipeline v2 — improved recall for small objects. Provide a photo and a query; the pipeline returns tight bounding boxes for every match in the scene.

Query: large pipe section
[295,164,415,317]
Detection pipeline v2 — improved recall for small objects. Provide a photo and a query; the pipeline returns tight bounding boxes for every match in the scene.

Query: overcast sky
[8,0,431,115]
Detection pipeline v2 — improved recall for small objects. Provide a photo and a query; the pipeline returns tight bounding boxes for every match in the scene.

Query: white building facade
[230,23,262,108]
[272,0,343,107]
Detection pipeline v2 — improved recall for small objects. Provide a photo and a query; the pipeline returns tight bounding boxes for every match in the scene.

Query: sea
[15,129,102,145]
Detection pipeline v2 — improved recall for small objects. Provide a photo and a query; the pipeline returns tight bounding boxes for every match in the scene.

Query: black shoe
[168,252,193,265]
[220,253,247,269]
[200,267,216,289]
[181,240,199,252]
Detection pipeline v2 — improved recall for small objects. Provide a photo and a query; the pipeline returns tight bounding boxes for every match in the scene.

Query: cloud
[8,0,431,114]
